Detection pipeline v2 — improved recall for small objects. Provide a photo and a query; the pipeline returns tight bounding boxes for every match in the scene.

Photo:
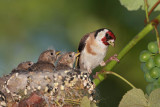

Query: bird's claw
[93,71,105,80]
[105,54,120,63]
[110,54,120,62]
[100,61,106,66]
[87,68,92,75]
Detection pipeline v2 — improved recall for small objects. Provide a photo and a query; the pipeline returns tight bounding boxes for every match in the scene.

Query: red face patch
[108,31,116,40]
[101,37,109,46]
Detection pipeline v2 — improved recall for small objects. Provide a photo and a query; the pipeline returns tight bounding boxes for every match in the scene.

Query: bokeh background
[0,0,159,106]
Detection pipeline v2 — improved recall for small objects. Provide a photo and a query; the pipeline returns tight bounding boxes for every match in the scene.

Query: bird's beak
[75,52,80,57]
[55,51,61,60]
[56,51,61,55]
[108,40,115,47]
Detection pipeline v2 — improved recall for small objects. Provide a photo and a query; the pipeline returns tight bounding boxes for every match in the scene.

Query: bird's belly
[81,52,106,70]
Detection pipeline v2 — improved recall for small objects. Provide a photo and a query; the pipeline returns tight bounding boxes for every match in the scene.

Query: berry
[154,54,160,67]
[144,72,155,82]
[146,83,153,95]
[145,57,155,70]
[152,80,160,91]
[157,77,160,84]
[149,67,160,79]
[141,63,149,73]
[148,41,158,53]
[140,41,160,95]
[139,50,151,62]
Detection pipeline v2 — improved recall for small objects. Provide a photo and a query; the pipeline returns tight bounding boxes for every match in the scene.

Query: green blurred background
[0,0,159,106]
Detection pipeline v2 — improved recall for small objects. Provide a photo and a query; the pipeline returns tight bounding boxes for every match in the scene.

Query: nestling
[77,28,119,74]
[12,61,34,73]
[29,49,60,72]
[56,52,80,71]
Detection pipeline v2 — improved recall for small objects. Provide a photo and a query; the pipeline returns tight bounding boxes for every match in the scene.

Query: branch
[94,14,160,86]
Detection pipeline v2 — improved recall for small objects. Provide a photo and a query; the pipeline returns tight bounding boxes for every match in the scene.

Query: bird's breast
[80,45,107,70]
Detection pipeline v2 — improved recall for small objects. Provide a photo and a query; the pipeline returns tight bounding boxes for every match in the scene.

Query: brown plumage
[85,32,97,55]
[56,52,80,71]
[38,49,60,64]
[11,61,34,73]
[29,49,60,72]
[28,62,55,72]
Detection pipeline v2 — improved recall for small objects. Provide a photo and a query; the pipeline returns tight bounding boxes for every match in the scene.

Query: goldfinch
[77,28,118,74]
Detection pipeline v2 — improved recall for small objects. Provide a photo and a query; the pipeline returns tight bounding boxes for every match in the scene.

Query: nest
[0,69,97,107]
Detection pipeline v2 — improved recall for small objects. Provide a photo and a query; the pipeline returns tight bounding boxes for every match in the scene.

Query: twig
[65,99,80,105]
[148,0,160,17]
[54,100,61,106]
[65,99,80,102]
[105,71,136,88]
[145,0,160,23]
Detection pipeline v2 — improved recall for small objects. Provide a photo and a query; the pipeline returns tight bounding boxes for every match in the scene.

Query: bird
[55,52,80,71]
[29,49,60,72]
[11,61,34,73]
[77,28,119,74]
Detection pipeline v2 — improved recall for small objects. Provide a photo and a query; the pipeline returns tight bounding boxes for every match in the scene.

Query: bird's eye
[105,33,109,37]
[105,33,112,40]
[50,52,53,55]
[69,54,72,57]
[28,63,31,66]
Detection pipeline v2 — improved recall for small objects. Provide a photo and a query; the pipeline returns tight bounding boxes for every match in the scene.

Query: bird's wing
[76,34,89,69]
[78,34,89,52]
[29,62,55,72]
[55,64,70,71]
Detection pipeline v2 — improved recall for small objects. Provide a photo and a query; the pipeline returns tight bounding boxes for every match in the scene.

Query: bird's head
[58,52,80,68]
[38,49,60,64]
[17,61,34,70]
[95,28,116,47]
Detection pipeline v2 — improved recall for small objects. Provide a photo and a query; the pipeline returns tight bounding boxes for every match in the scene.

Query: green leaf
[148,88,160,107]
[80,96,90,107]
[91,102,98,107]
[148,0,160,11]
[119,0,160,11]
[119,0,144,11]
[144,93,149,100]
[119,88,148,107]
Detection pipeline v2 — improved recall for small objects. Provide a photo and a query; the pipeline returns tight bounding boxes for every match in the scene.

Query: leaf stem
[144,0,149,23]
[105,71,136,88]
[93,14,160,86]
[144,0,160,23]
[148,0,160,17]
[154,25,160,54]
